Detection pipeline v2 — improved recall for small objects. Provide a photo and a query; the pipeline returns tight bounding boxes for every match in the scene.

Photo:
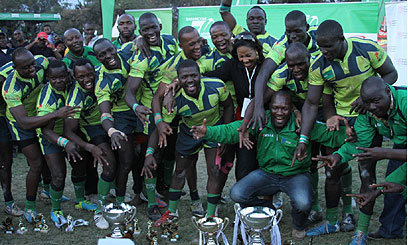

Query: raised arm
[219,0,236,32]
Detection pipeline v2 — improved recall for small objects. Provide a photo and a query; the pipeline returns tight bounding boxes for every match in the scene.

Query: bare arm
[322,93,337,121]
[375,56,398,85]
[64,118,94,152]
[220,95,234,124]
[300,84,323,137]
[219,0,236,31]
[125,76,143,109]
[25,38,38,50]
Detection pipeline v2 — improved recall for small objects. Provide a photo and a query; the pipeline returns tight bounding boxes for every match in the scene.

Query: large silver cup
[102,203,137,238]
[235,205,282,245]
[192,216,229,245]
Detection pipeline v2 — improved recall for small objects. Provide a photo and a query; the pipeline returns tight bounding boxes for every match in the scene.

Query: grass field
[0,141,406,245]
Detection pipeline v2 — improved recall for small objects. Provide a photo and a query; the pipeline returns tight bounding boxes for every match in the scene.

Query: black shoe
[148,205,162,222]
[368,230,404,240]
[340,213,356,232]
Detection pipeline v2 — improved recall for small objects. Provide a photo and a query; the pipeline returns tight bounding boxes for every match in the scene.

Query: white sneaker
[94,212,109,230]
[272,192,283,209]
[5,203,24,216]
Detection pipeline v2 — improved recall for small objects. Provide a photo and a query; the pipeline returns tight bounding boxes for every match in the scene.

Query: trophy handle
[191,216,199,230]
[274,209,283,225]
[126,206,137,224]
[233,204,241,215]
[221,217,229,232]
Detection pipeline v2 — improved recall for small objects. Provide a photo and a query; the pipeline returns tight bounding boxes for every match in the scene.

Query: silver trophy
[102,203,136,238]
[235,205,282,245]
[192,216,229,245]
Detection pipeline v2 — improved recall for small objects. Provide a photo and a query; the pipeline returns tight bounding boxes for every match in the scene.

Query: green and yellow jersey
[2,55,49,122]
[129,34,178,108]
[267,26,320,66]
[94,42,135,112]
[0,61,15,117]
[232,24,277,55]
[67,81,100,127]
[63,46,101,70]
[309,37,388,117]
[162,77,230,128]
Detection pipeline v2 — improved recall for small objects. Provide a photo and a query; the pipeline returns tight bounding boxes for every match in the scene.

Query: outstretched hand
[346,190,381,208]
[190,118,207,140]
[291,143,307,167]
[248,106,267,130]
[370,182,405,194]
[238,123,253,150]
[353,147,387,162]
[313,154,341,169]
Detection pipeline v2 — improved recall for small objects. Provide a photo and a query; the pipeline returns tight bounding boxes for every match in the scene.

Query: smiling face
[48,66,69,92]
[237,45,258,70]
[14,52,36,79]
[286,51,310,81]
[285,18,308,44]
[74,63,95,91]
[94,40,121,70]
[269,93,292,130]
[179,30,202,61]
[117,15,136,39]
[178,65,201,98]
[210,24,232,54]
[64,29,84,55]
[139,17,161,46]
[361,86,391,118]
[246,8,266,35]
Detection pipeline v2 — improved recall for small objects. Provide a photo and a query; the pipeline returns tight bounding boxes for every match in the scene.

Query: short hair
[285,10,307,26]
[361,77,387,94]
[270,90,292,105]
[286,42,310,58]
[248,6,266,18]
[317,20,344,39]
[177,59,199,75]
[47,59,68,74]
[210,21,230,33]
[232,31,264,63]
[43,24,51,29]
[139,12,158,24]
[93,38,112,52]
[118,13,135,24]
[178,26,197,43]
[72,58,94,73]
[64,28,81,38]
[12,47,32,63]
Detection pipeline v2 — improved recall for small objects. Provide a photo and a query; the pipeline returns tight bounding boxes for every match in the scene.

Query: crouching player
[64,58,117,229]
[146,59,234,226]
[191,91,354,240]
[36,60,97,227]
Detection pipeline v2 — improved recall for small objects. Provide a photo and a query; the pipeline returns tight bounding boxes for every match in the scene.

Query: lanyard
[245,65,257,99]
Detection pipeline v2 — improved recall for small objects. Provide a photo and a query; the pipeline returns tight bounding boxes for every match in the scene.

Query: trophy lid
[196,217,225,233]
[240,206,276,230]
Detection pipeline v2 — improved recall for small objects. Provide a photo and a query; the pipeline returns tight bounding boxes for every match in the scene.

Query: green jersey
[162,77,230,128]
[385,162,407,199]
[66,81,100,126]
[2,55,49,122]
[0,61,14,116]
[94,42,135,112]
[129,34,178,108]
[335,85,407,164]
[267,26,320,66]
[63,46,101,70]
[232,24,277,55]
[204,111,348,176]
[309,37,388,117]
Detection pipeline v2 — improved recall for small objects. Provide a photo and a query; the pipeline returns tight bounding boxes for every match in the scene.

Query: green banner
[101,0,115,41]
[126,8,173,36]
[178,2,379,46]
[0,13,61,21]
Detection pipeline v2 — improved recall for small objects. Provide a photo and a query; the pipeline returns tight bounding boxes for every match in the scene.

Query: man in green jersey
[36,60,97,227]
[65,58,118,229]
[112,14,137,49]
[2,48,77,223]
[313,77,406,244]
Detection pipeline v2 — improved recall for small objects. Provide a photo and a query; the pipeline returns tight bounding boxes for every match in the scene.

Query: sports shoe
[307,210,323,224]
[350,231,368,245]
[306,222,340,236]
[220,193,230,204]
[191,200,205,218]
[341,213,356,232]
[50,210,68,228]
[272,192,283,209]
[140,192,167,208]
[5,203,24,216]
[147,205,162,221]
[85,194,98,204]
[129,194,145,206]
[94,212,109,229]
[75,200,98,211]
[154,210,178,227]
[292,228,306,240]
[24,209,37,223]
[40,190,70,202]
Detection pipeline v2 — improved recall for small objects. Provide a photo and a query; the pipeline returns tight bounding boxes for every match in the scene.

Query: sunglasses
[235,34,256,42]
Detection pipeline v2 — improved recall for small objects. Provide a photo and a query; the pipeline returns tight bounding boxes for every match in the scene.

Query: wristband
[154,112,163,125]
[101,113,113,123]
[299,134,309,144]
[145,147,155,157]
[57,137,70,148]
[243,119,249,123]
[155,118,163,125]
[132,103,139,112]
[107,128,126,138]
[219,3,231,12]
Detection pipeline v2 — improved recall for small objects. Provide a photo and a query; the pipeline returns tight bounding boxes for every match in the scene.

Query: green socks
[356,211,371,235]
[168,188,182,213]
[311,171,322,212]
[163,160,175,186]
[5,201,13,207]
[25,200,36,211]
[116,196,125,204]
[50,187,63,211]
[206,194,220,217]
[327,207,338,225]
[43,183,50,192]
[341,167,353,214]
[97,178,112,211]
[145,177,157,208]
[73,180,86,202]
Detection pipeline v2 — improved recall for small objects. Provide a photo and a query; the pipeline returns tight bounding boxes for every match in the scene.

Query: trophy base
[106,233,132,239]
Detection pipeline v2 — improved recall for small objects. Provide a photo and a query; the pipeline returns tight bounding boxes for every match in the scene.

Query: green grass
[0,141,406,244]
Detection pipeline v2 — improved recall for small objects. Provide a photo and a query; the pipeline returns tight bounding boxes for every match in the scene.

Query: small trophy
[169,223,180,242]
[133,218,141,235]
[192,216,229,245]
[16,217,28,235]
[102,203,136,238]
[3,217,14,234]
[160,222,170,238]
[146,221,158,244]
[65,215,74,232]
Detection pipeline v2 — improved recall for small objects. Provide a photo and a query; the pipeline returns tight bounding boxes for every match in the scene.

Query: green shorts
[175,123,218,156]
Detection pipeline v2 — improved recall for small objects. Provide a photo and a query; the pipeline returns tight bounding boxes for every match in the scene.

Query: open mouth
[216,41,227,51]
[274,116,286,124]
[108,58,116,67]
[186,82,196,93]
[84,81,93,90]
[148,35,157,44]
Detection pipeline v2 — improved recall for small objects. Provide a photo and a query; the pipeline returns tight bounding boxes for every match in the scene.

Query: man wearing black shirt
[12,30,29,48]
[26,32,61,59]
[0,28,14,67]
